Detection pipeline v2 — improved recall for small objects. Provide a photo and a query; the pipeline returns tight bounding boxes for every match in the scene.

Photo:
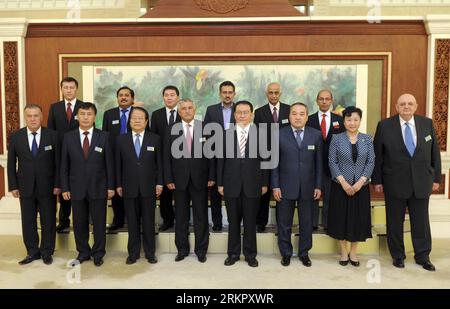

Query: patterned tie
[295,129,303,148]
[239,130,247,158]
[404,122,415,157]
[320,114,327,140]
[185,124,192,154]
[134,133,141,158]
[31,132,38,157]
[66,102,73,123]
[272,106,278,123]
[83,131,90,160]
[169,110,175,126]
[120,109,127,135]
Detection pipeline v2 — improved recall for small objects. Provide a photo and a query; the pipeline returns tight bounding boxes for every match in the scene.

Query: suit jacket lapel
[413,115,422,157]
[287,127,301,150]
[264,105,273,123]
[87,129,99,159]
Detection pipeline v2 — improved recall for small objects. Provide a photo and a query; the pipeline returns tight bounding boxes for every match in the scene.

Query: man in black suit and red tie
[217,101,269,268]
[116,107,163,265]
[102,86,135,233]
[8,104,60,265]
[164,99,215,263]
[253,82,291,233]
[150,85,181,231]
[372,93,441,271]
[61,102,115,267]
[47,77,83,233]
[203,80,236,232]
[306,89,344,230]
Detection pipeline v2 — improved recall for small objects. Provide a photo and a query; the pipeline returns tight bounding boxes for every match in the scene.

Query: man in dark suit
[8,104,60,265]
[272,103,322,267]
[102,86,134,233]
[203,80,236,232]
[306,89,344,230]
[47,77,83,233]
[253,82,290,233]
[217,101,269,267]
[61,102,115,267]
[150,85,181,231]
[116,107,162,265]
[164,99,215,263]
[372,93,441,271]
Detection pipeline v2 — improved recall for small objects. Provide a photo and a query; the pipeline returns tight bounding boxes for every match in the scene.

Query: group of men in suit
[7,75,441,271]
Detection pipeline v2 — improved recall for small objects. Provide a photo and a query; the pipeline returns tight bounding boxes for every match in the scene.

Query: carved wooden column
[0,18,28,199]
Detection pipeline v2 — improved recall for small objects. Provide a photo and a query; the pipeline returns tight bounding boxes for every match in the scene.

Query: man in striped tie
[217,101,269,267]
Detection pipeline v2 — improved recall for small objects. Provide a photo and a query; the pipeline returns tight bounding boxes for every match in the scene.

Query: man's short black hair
[162,85,180,96]
[78,102,97,115]
[219,81,235,92]
[234,100,253,113]
[116,86,135,98]
[60,77,79,88]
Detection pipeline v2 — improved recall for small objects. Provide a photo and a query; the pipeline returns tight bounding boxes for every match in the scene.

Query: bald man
[372,93,441,271]
[253,82,290,232]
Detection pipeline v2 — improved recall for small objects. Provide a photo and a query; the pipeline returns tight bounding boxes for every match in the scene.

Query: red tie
[320,114,327,140]
[83,131,90,159]
[66,102,73,123]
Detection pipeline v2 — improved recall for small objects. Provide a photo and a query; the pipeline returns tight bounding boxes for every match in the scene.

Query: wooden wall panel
[24,21,428,124]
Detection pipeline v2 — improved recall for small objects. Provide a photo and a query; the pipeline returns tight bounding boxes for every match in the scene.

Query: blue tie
[404,122,415,157]
[31,132,38,157]
[295,129,303,148]
[120,109,127,135]
[134,134,141,158]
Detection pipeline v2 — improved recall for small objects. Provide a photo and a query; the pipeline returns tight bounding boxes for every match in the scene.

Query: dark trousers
[124,195,156,259]
[312,174,331,228]
[209,185,223,227]
[256,190,271,227]
[58,195,71,227]
[225,190,259,260]
[111,194,125,226]
[174,182,209,257]
[19,194,56,257]
[159,185,175,225]
[277,198,313,257]
[71,198,107,259]
[385,194,432,263]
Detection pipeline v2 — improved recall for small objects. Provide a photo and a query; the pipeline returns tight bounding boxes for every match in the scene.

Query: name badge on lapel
[425,135,432,142]
[308,145,315,151]
[282,119,289,124]
[74,115,78,120]
[94,147,103,153]
[199,137,206,143]
[44,145,52,151]
[332,121,340,129]
[147,146,155,152]
[112,120,119,125]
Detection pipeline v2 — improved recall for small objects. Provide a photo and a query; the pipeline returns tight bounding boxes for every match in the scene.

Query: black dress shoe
[126,257,137,265]
[212,225,223,232]
[281,256,291,267]
[147,256,158,264]
[75,256,91,264]
[393,258,405,268]
[417,260,436,271]
[107,224,124,234]
[175,253,188,262]
[339,258,349,266]
[197,255,207,263]
[56,224,70,234]
[349,254,360,267]
[224,256,239,266]
[42,255,53,265]
[257,225,266,233]
[312,226,318,231]
[245,258,259,267]
[299,255,312,267]
[159,222,174,232]
[18,254,41,265]
[94,258,104,267]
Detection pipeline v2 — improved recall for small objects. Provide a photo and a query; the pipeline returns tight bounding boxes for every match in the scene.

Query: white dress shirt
[27,127,41,151]
[79,127,94,148]
[399,115,417,146]
[318,110,331,133]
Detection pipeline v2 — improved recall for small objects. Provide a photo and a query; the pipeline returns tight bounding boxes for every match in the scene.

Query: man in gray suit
[271,103,323,267]
[372,93,441,271]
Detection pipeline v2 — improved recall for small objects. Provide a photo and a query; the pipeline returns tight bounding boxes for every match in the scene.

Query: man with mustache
[102,86,135,233]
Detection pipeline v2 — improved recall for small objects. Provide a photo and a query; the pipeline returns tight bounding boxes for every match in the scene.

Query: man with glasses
[306,90,344,231]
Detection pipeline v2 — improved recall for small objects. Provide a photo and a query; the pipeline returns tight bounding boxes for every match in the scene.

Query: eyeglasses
[318,97,332,102]
[235,111,251,116]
